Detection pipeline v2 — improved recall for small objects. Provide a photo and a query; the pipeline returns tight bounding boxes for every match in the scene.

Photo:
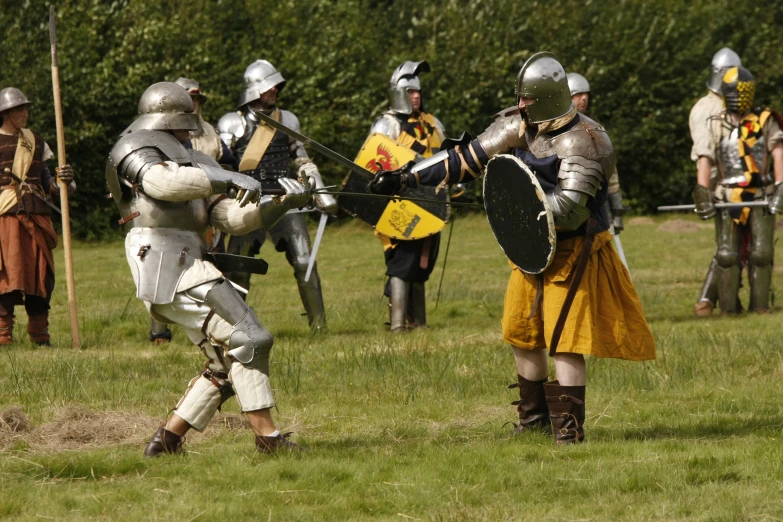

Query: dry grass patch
[628,216,656,226]
[657,219,700,233]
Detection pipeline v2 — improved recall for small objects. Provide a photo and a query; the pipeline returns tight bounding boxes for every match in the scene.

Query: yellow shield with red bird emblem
[339,133,449,240]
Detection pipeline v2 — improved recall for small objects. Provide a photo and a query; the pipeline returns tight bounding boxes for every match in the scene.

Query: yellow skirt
[501,231,656,361]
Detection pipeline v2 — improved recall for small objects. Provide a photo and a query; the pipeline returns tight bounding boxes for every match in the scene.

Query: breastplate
[118,192,210,234]
[255,129,291,179]
[719,128,768,184]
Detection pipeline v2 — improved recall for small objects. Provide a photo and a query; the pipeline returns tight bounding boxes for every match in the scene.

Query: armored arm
[606,169,625,233]
[546,156,605,231]
[209,177,314,234]
[217,112,245,152]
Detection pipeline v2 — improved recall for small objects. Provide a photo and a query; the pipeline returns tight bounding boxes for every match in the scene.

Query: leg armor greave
[149,317,172,343]
[389,277,410,332]
[409,282,427,328]
[280,215,327,332]
[202,279,275,411]
[715,212,741,314]
[748,209,776,312]
[697,257,720,305]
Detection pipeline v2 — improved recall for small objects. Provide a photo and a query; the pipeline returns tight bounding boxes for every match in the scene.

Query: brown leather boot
[508,375,550,435]
[693,300,714,317]
[255,432,305,454]
[27,314,50,346]
[0,314,13,345]
[144,427,184,457]
[545,381,586,444]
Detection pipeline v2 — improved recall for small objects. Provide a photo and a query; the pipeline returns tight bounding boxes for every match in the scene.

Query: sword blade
[254,111,376,179]
[305,212,329,282]
[613,233,630,276]
[658,201,769,211]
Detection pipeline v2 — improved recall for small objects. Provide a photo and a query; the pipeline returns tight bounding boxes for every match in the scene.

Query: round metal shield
[483,154,556,274]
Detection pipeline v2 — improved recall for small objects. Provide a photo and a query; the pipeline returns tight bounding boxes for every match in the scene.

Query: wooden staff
[49,6,81,348]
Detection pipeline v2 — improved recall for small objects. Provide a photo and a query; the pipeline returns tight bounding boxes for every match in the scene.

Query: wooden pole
[49,6,81,348]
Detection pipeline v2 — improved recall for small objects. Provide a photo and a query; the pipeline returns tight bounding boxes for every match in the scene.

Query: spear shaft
[50,6,81,348]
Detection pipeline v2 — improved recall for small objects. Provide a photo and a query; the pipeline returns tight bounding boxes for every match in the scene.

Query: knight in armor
[369,52,656,444]
[217,60,337,333]
[690,48,742,317]
[148,77,239,345]
[567,73,625,235]
[0,87,76,345]
[369,61,446,332]
[107,82,315,455]
[691,66,783,314]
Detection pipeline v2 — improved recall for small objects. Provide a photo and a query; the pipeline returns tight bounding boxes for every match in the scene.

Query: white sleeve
[208,196,266,235]
[140,162,213,202]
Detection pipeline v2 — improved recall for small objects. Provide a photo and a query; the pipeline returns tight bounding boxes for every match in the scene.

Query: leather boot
[0,314,13,345]
[508,375,550,434]
[255,432,305,454]
[27,314,50,346]
[545,381,586,444]
[144,427,184,457]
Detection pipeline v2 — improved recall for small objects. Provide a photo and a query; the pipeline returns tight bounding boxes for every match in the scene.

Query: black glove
[366,161,416,195]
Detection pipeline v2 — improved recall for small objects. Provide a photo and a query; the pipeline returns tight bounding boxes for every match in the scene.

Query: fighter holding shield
[369,52,655,444]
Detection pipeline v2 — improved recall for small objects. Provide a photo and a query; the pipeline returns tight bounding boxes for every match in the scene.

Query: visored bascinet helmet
[174,77,207,105]
[566,73,590,96]
[124,82,199,133]
[0,87,32,114]
[515,52,573,124]
[707,47,741,95]
[721,66,755,115]
[237,60,286,108]
[389,60,430,114]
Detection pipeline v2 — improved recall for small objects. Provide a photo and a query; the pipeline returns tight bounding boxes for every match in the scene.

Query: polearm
[50,6,81,348]
[658,201,769,212]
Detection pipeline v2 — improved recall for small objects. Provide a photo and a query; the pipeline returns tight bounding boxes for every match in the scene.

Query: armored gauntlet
[768,181,783,214]
[692,184,715,220]
[608,191,626,233]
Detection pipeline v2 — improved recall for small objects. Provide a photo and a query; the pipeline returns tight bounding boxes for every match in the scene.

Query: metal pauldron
[477,113,525,158]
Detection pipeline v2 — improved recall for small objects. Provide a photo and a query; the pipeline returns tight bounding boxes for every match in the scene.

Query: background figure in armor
[690,48,742,317]
[691,66,783,314]
[0,87,76,346]
[109,82,314,455]
[369,52,655,444]
[567,73,626,235]
[217,60,337,333]
[148,77,238,345]
[369,61,446,332]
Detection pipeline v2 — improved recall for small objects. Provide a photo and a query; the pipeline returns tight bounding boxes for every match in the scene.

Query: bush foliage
[1,0,781,238]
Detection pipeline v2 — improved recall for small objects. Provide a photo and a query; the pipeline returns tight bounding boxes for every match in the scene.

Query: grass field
[1,212,783,521]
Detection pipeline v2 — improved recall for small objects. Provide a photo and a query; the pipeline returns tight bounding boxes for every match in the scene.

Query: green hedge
[1,0,781,238]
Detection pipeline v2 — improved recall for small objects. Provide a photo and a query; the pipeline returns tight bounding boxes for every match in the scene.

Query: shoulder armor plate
[370,114,401,139]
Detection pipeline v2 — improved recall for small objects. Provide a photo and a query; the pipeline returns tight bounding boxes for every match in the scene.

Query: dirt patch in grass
[25,407,160,452]
[777,219,783,229]
[628,216,655,226]
[657,219,700,233]
[0,407,252,453]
